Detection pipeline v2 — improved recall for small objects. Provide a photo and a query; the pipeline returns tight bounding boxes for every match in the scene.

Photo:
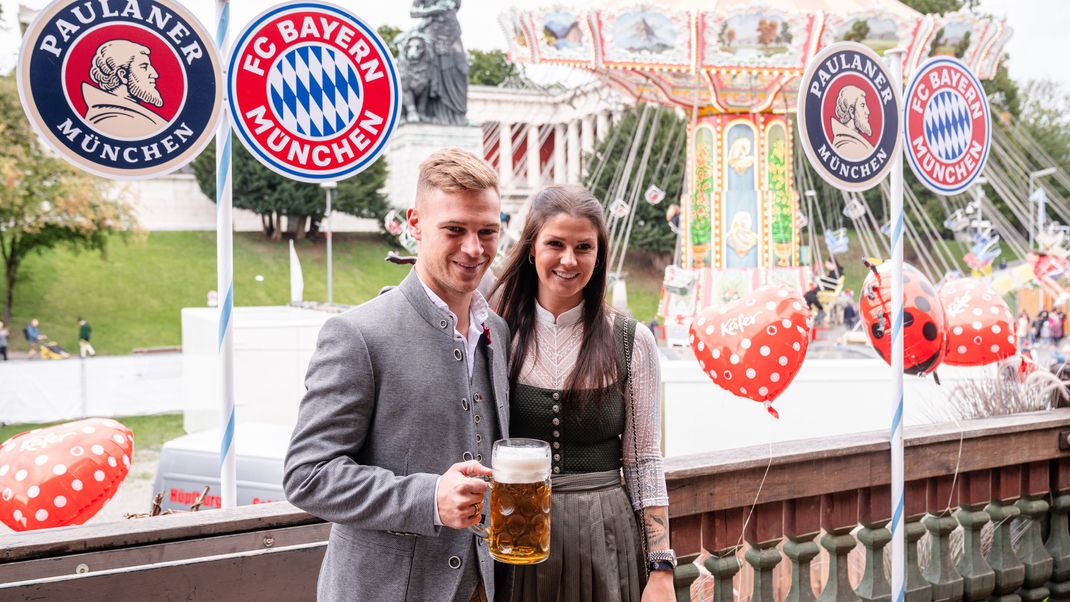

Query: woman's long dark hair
[491,185,619,401]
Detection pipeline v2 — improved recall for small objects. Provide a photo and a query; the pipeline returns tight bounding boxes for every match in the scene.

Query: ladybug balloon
[939,278,1017,366]
[689,285,812,418]
[859,260,947,377]
[0,418,133,531]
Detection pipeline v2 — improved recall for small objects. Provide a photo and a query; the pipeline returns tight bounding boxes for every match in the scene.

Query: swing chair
[825,228,849,255]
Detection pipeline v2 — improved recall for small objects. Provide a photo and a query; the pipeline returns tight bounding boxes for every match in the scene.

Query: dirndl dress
[499,316,646,602]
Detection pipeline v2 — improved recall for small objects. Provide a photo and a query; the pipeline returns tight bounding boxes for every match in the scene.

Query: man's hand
[437,460,492,529]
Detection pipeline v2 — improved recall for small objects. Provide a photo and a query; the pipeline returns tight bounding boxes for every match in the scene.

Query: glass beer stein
[470,438,552,564]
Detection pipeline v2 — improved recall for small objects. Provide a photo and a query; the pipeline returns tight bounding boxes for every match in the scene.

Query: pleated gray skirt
[498,470,646,602]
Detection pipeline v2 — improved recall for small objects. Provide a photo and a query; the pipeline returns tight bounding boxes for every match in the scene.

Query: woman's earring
[528,255,535,264]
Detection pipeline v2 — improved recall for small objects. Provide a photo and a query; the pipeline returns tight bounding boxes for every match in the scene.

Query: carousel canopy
[501,0,1010,113]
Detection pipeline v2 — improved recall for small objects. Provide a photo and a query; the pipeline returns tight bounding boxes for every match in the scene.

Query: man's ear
[116,67,129,85]
[407,207,421,241]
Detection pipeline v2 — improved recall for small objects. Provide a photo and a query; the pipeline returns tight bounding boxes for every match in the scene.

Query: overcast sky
[1,0,1066,92]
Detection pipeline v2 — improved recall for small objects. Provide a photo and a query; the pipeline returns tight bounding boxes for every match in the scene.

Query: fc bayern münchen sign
[797,42,902,192]
[229,2,400,183]
[18,0,222,180]
[903,57,991,195]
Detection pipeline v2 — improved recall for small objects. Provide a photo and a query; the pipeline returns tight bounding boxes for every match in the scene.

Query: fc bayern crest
[17,0,222,180]
[797,42,902,192]
[903,57,991,195]
[229,2,400,183]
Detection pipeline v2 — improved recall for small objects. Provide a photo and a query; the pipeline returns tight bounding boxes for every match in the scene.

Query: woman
[492,185,674,602]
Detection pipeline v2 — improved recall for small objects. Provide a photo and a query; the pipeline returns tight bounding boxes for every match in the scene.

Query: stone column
[526,124,541,190]
[499,122,513,189]
[553,123,567,184]
[581,115,595,178]
[566,119,581,183]
[596,110,610,143]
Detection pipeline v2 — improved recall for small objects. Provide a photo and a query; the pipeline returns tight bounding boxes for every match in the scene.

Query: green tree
[0,76,136,324]
[584,105,687,255]
[191,138,389,241]
[468,49,518,86]
[377,24,402,58]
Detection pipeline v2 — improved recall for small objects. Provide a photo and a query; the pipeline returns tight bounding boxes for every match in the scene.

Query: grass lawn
[0,413,185,450]
[1,231,666,355]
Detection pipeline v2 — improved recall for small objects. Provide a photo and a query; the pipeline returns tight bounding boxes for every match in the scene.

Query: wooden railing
[1,409,1067,600]
[665,408,1070,601]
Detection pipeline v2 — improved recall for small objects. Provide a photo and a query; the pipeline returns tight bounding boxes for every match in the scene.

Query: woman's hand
[641,570,674,602]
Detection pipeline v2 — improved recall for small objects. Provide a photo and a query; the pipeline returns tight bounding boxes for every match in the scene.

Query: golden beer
[471,438,552,564]
[488,479,551,564]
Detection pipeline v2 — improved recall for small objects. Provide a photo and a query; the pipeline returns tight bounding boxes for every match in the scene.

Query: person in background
[23,318,40,359]
[804,259,843,322]
[78,317,96,358]
[841,290,859,330]
[0,321,8,361]
[1018,310,1031,343]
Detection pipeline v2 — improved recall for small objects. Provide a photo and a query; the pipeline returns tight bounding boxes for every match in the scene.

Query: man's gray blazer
[284,270,510,601]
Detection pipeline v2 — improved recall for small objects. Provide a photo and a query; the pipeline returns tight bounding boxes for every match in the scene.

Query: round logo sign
[17,0,222,180]
[903,57,991,195]
[229,2,399,183]
[797,42,902,192]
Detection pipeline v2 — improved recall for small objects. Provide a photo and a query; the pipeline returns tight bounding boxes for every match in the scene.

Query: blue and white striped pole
[215,0,236,509]
[887,47,906,602]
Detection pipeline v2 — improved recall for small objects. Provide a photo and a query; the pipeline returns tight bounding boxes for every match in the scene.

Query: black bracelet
[648,560,675,573]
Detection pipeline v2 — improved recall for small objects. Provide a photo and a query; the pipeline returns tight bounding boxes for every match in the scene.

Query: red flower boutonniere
[481,323,492,346]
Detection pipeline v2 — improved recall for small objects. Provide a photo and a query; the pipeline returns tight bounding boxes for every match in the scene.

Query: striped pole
[215,0,237,509]
[886,47,906,602]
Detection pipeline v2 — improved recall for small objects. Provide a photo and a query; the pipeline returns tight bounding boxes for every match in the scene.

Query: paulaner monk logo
[228,2,400,182]
[18,0,222,180]
[797,42,902,192]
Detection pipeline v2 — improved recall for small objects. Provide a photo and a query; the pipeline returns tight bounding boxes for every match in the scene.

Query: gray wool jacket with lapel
[284,270,510,601]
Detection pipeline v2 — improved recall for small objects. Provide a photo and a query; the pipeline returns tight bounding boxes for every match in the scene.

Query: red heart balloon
[859,261,947,376]
[689,285,811,417]
[0,418,134,531]
[939,278,1017,366]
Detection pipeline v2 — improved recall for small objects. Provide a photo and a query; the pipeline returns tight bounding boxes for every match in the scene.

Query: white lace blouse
[515,301,670,511]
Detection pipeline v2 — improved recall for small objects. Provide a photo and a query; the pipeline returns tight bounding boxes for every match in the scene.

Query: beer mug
[470,438,552,564]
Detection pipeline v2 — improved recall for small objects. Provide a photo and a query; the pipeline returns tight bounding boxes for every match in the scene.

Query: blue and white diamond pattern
[923,89,972,162]
[267,45,362,139]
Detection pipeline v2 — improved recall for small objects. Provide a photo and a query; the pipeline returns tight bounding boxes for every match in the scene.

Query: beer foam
[493,446,550,483]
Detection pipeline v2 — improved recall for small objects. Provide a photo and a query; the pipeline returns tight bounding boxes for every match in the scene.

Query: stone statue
[397,0,468,126]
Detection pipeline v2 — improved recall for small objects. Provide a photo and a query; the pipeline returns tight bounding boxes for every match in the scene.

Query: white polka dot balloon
[689,284,812,417]
[0,418,134,531]
[938,278,1017,366]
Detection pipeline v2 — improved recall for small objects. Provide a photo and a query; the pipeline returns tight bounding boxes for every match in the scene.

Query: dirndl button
[552,466,561,474]
[551,404,560,413]
[552,442,560,449]
[551,418,560,426]
[552,430,559,438]
[453,349,463,361]
[439,319,448,329]
[552,392,560,400]
[448,556,462,569]
[553,454,560,461]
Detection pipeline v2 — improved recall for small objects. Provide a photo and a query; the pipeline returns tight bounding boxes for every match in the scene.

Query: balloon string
[734,424,775,572]
[944,406,966,514]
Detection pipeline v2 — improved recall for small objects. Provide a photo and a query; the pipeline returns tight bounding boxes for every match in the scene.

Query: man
[83,40,166,138]
[78,317,96,358]
[831,85,874,161]
[23,318,41,359]
[285,148,508,601]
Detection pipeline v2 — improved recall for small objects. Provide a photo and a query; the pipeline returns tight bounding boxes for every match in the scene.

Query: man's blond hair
[416,148,499,205]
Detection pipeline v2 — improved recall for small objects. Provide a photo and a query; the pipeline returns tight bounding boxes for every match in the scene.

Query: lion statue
[397,32,433,123]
